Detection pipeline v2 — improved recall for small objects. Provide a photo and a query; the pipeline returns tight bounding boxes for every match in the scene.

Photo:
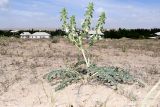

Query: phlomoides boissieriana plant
[44,3,142,91]
[60,2,106,67]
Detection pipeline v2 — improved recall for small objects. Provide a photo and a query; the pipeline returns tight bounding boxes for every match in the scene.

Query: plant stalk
[81,48,90,67]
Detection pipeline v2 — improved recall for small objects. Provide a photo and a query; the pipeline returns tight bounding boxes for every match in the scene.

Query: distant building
[20,32,50,39]
[149,32,160,39]
[155,32,160,39]
[20,32,31,38]
[30,32,50,39]
[10,30,19,33]
[155,32,160,36]
[148,37,157,39]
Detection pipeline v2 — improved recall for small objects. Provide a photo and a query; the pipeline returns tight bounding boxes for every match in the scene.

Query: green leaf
[82,2,94,33]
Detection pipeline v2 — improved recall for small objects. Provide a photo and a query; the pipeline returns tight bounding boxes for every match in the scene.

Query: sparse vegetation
[0,36,159,107]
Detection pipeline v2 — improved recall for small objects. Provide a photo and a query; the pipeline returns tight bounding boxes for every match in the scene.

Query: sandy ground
[0,37,160,107]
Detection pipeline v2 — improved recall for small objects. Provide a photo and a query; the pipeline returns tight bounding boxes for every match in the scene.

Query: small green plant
[44,3,139,91]
[122,45,127,52]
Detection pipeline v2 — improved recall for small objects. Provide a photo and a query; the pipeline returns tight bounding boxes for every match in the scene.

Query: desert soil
[0,37,160,107]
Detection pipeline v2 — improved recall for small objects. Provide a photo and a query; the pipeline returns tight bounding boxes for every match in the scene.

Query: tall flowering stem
[60,3,106,67]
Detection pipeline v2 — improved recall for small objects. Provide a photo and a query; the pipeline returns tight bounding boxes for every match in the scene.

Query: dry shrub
[0,48,7,55]
[51,37,60,43]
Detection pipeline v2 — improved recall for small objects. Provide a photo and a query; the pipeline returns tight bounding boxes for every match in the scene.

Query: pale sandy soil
[0,37,160,107]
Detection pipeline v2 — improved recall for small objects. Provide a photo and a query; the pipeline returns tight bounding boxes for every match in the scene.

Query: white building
[30,32,50,39]
[20,32,51,39]
[155,32,160,36]
[20,32,31,38]
[155,32,160,39]
[149,32,160,39]
[10,30,19,33]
